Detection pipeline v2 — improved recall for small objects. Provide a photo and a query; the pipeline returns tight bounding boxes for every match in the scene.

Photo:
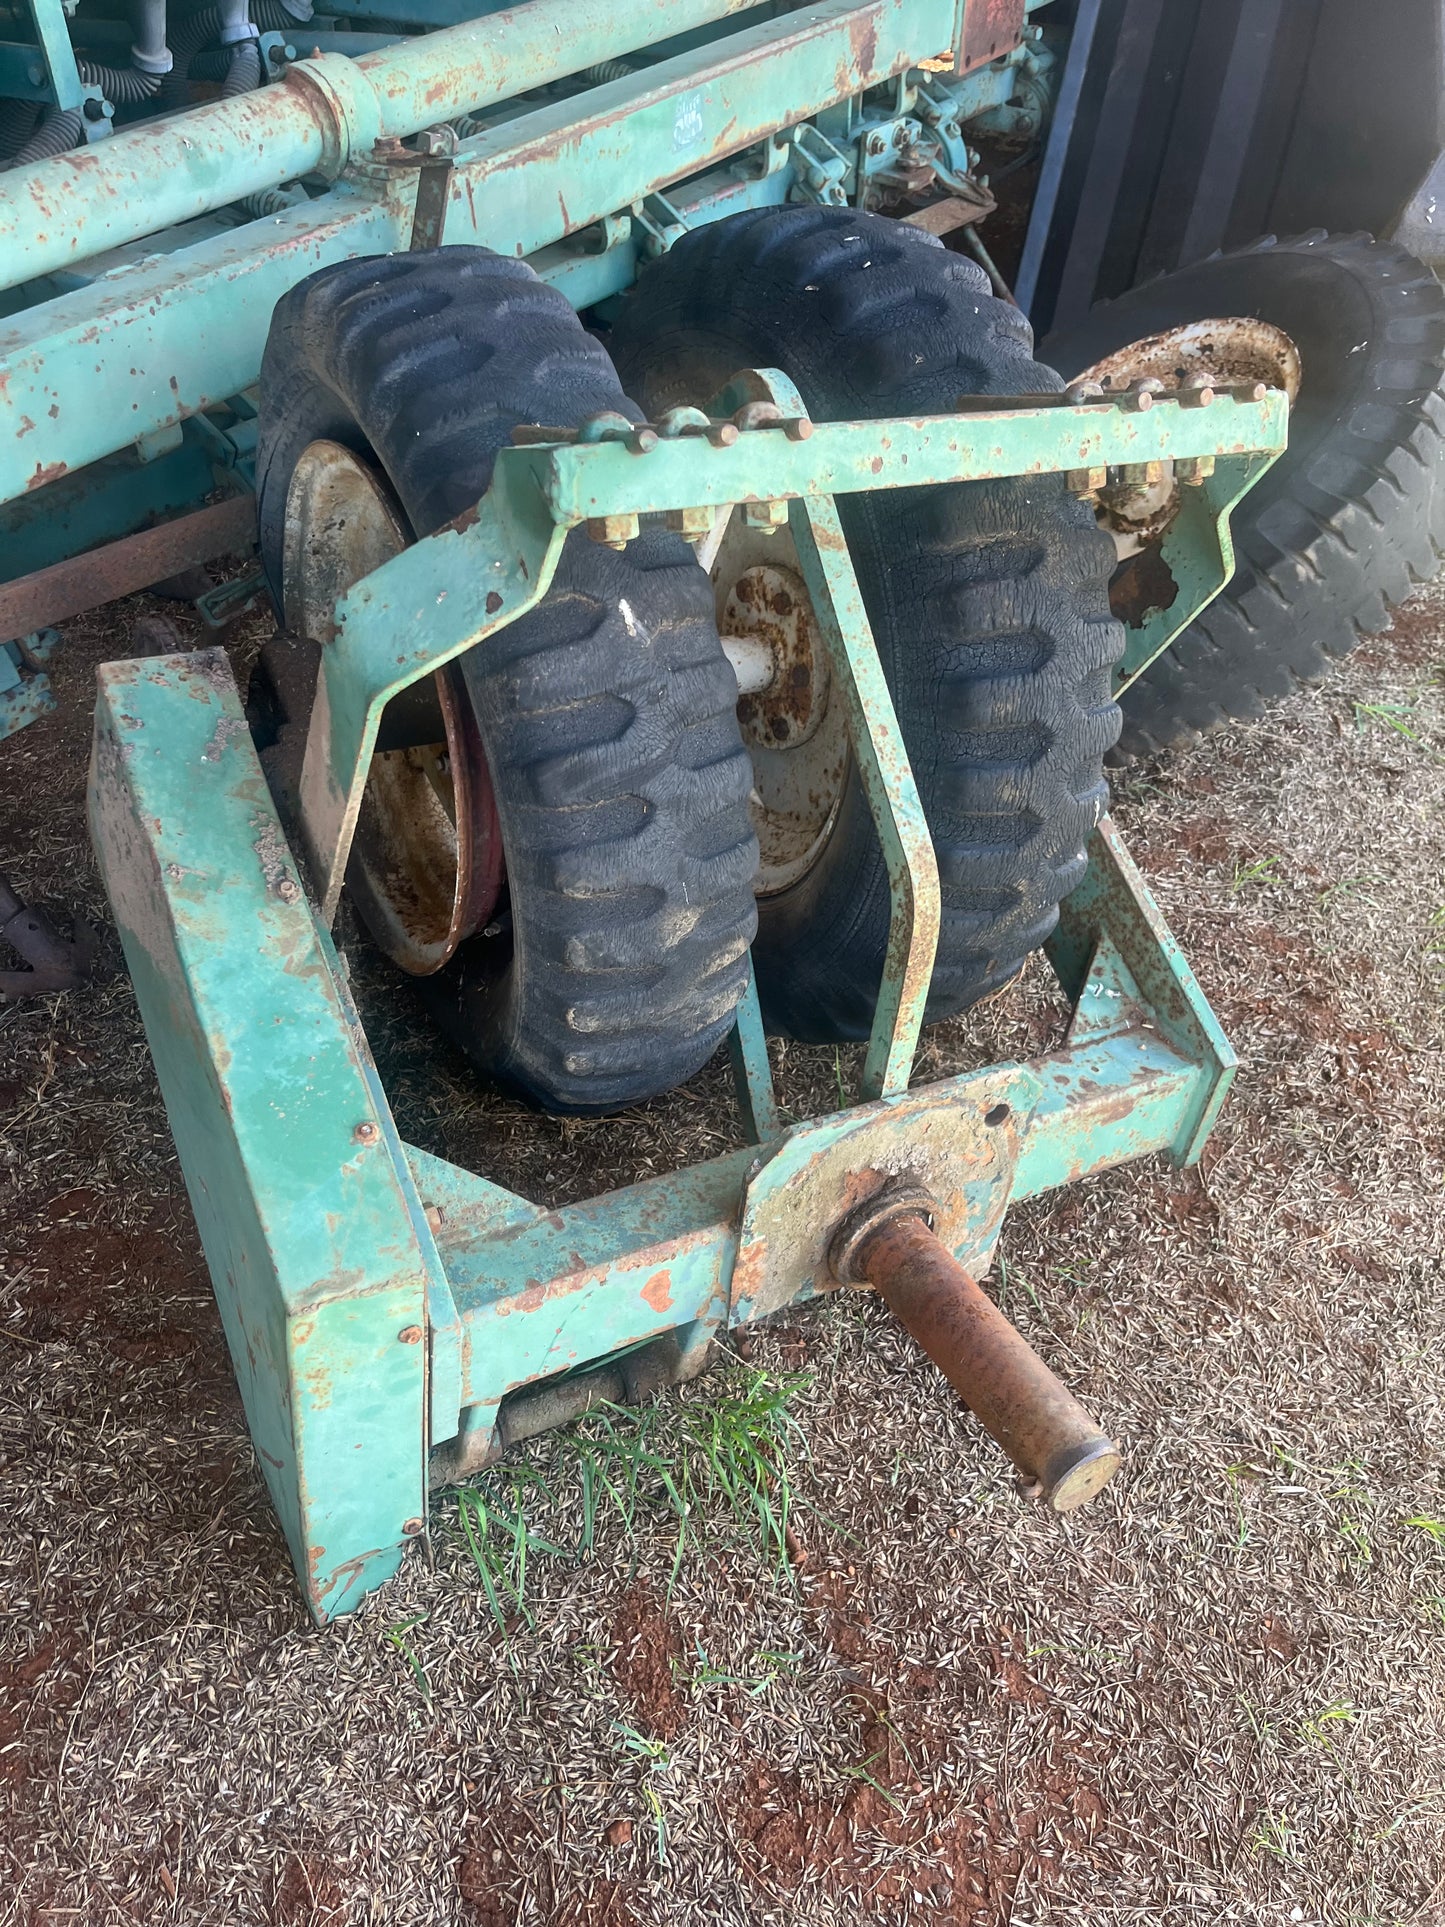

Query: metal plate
[958,0,1025,73]
[731,1062,1042,1321]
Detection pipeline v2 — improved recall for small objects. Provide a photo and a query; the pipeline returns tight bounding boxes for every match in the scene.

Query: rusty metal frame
[89,371,1278,1622]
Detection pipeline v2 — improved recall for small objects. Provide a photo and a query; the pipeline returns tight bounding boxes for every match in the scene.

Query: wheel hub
[282,438,502,975]
[711,517,849,897]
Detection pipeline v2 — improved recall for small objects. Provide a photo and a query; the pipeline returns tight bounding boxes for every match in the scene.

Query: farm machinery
[25,0,1443,1624]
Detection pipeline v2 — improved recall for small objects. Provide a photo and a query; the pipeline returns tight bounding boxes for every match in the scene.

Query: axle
[833,1184,1122,1512]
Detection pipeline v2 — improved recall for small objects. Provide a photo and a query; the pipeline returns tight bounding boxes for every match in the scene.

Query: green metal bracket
[1111,453,1283,691]
[0,628,58,739]
[89,374,1277,1621]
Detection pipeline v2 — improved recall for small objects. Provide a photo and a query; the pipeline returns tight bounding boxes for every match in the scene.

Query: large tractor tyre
[255,249,759,1115]
[608,205,1124,1044]
[1043,231,1445,758]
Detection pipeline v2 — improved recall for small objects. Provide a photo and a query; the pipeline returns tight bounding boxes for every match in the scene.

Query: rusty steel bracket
[0,872,98,1000]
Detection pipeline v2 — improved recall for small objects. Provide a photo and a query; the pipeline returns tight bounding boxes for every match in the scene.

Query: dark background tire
[1043,231,1445,759]
[256,248,758,1114]
[608,206,1124,1044]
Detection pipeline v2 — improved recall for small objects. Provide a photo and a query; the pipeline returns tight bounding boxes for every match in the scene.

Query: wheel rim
[282,439,503,974]
[1075,316,1302,404]
[709,510,850,897]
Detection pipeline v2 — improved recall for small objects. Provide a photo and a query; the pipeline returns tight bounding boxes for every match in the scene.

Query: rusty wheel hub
[1077,317,1299,555]
[283,438,502,974]
[710,515,849,896]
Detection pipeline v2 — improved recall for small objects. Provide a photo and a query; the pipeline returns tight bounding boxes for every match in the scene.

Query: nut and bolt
[586,512,641,550]
[742,500,789,533]
[1176,454,1216,485]
[1065,464,1108,496]
[354,1120,380,1145]
[275,875,301,903]
[668,506,715,542]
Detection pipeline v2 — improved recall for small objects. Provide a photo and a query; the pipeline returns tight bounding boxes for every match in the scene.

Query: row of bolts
[506,375,1273,549]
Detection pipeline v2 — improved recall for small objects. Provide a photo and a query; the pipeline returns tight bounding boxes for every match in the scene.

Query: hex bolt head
[398,1324,424,1345]
[354,1120,380,1145]
[742,500,789,533]
[586,513,640,550]
[275,875,301,903]
[668,506,714,542]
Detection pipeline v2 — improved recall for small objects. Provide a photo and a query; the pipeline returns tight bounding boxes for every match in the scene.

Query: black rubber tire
[255,249,758,1114]
[607,206,1124,1043]
[1042,231,1445,759]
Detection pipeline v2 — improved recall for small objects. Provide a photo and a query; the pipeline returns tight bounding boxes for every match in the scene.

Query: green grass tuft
[455,1368,809,1633]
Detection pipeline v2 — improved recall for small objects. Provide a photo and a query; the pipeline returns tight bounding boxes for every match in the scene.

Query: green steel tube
[0,0,769,293]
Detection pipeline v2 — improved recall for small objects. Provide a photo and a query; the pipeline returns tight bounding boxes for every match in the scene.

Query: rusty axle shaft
[843,1198,1121,1513]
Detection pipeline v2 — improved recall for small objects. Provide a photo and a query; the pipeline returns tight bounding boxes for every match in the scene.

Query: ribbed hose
[9,107,85,167]
[221,35,261,93]
[76,60,163,103]
[165,0,306,102]
[0,97,40,160]
[5,61,162,170]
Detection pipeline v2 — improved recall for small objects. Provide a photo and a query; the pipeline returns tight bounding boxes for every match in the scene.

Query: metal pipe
[841,1194,1121,1512]
[0,0,769,292]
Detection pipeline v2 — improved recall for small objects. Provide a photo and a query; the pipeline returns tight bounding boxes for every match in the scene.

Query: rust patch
[640,1269,674,1313]
[25,460,67,492]
[1111,543,1180,630]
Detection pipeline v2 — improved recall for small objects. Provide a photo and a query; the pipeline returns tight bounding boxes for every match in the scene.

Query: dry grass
[2,583,1443,1926]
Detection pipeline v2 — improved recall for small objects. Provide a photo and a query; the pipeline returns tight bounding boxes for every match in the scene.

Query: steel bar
[789,491,940,1102]
[850,1204,1121,1510]
[0,494,255,639]
[0,0,777,292]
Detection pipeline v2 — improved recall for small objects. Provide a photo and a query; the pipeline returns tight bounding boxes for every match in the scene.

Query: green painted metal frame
[0,0,1040,507]
[89,374,1281,1621]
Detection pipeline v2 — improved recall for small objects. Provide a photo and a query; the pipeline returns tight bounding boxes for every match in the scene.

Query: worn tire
[608,205,1123,1043]
[1043,231,1445,758]
[256,249,758,1114]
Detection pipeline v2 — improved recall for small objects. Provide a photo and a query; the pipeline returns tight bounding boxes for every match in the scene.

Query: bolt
[267,40,285,62]
[276,875,300,902]
[354,1120,380,1145]
[586,513,640,549]
[1180,377,1215,407]
[668,506,714,542]
[83,96,107,121]
[742,500,789,533]
[398,1324,423,1344]
[1124,377,1167,412]
[402,1517,425,1536]
[783,417,814,441]
[1176,455,1216,485]
[1064,465,1107,495]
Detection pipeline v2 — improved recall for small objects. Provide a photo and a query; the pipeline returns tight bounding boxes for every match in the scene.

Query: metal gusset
[831,1181,1122,1512]
[0,873,98,1000]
